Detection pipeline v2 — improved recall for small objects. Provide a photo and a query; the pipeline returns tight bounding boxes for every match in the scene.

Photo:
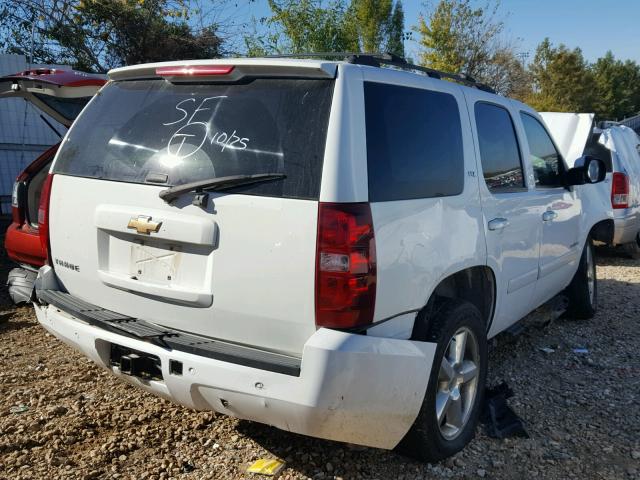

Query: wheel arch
[412,266,496,340]
[589,218,614,245]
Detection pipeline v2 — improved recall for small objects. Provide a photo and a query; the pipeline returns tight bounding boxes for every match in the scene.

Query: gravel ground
[1,239,639,480]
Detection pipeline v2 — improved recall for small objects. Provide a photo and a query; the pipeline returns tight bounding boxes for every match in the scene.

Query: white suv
[33,55,608,461]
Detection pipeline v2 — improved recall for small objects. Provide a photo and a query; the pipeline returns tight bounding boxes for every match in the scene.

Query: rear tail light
[315,202,376,329]
[38,173,54,263]
[611,172,629,209]
[11,181,23,224]
[11,171,29,225]
[155,65,234,77]
[11,181,19,208]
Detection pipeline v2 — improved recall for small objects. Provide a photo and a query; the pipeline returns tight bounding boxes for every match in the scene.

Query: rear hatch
[0,68,106,127]
[2,69,105,266]
[47,62,336,355]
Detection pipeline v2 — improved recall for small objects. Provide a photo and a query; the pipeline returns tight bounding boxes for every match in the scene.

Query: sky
[235,0,640,64]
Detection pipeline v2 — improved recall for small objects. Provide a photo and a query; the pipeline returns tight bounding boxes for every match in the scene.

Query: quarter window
[520,112,564,188]
[364,82,465,202]
[474,103,525,192]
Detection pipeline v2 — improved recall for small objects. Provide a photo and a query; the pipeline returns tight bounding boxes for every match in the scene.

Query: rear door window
[364,82,464,202]
[474,103,525,192]
[53,78,334,199]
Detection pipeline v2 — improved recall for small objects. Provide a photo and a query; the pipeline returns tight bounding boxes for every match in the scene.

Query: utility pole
[28,16,36,68]
[516,51,530,68]
[21,16,37,167]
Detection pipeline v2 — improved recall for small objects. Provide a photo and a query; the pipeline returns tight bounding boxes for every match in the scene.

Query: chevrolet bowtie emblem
[127,215,162,235]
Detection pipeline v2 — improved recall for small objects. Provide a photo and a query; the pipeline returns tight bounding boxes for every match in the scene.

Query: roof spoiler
[108,59,337,82]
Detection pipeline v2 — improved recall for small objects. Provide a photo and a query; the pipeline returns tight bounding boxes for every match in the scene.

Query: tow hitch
[110,344,163,381]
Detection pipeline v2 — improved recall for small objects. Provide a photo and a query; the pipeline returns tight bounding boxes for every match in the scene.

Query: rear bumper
[33,290,435,449]
[4,222,46,267]
[613,209,640,245]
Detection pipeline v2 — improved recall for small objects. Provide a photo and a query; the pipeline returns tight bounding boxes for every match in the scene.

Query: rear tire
[398,298,487,462]
[565,238,597,319]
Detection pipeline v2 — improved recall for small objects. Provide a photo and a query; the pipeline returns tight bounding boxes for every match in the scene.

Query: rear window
[364,82,464,202]
[33,93,91,121]
[53,78,334,199]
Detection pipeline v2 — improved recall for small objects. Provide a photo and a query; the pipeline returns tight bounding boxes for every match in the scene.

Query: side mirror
[565,156,607,186]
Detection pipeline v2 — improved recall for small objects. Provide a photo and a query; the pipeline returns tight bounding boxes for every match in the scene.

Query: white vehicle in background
[542,113,640,257]
[33,54,608,462]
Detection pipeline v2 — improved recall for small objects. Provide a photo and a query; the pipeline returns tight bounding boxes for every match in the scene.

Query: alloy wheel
[436,327,480,440]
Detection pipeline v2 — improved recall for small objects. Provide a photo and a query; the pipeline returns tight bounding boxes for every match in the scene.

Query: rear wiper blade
[159,173,286,203]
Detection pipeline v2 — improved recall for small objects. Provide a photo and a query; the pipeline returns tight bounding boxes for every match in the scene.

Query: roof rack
[265,52,496,94]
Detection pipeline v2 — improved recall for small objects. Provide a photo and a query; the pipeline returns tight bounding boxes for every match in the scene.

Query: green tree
[246,0,405,57]
[415,0,529,96]
[416,0,503,77]
[386,0,405,57]
[351,0,391,52]
[245,0,358,55]
[591,51,640,120]
[482,49,531,98]
[0,0,223,72]
[526,38,596,112]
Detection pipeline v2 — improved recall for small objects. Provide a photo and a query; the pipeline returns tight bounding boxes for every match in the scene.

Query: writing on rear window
[163,96,250,158]
[53,78,334,200]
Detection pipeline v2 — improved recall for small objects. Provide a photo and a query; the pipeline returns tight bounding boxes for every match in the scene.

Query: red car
[2,68,105,303]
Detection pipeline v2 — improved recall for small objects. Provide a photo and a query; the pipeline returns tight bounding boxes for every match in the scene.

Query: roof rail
[346,53,496,93]
[264,52,496,94]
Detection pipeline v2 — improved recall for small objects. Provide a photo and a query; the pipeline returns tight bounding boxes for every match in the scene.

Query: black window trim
[474,100,528,195]
[519,110,569,191]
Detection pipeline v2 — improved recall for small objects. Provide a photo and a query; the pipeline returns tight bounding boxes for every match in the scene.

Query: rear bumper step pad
[36,289,301,376]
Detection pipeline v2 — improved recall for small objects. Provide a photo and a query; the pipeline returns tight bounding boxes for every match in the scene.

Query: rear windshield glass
[33,93,91,121]
[53,78,334,199]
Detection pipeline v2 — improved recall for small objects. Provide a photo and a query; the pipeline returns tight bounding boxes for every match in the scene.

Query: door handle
[542,210,558,222]
[488,218,509,231]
